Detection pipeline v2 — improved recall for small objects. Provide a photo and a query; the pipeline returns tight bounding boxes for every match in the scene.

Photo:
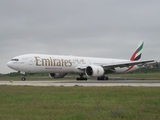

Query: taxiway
[0,79,160,87]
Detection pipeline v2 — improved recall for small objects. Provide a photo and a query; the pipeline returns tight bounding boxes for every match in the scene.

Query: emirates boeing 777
[7,41,154,81]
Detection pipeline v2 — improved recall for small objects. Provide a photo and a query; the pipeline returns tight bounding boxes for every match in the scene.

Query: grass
[0,86,160,120]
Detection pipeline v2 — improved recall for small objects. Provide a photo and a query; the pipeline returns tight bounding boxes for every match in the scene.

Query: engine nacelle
[85,65,104,77]
[49,73,67,78]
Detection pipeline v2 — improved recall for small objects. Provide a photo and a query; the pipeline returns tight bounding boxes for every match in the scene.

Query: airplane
[7,41,154,81]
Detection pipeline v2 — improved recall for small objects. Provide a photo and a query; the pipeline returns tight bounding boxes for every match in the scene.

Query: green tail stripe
[137,42,144,53]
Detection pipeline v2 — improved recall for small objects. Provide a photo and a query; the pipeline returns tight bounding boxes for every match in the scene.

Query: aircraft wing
[76,59,155,70]
[102,59,155,69]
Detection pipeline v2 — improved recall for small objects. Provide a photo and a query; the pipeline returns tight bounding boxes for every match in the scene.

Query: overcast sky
[1,0,160,73]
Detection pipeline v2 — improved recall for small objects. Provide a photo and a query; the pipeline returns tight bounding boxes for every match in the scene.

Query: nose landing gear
[21,77,26,81]
[19,71,26,81]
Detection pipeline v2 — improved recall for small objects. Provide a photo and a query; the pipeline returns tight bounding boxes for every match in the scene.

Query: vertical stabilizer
[130,41,144,61]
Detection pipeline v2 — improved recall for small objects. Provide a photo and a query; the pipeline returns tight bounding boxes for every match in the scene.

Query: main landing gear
[76,74,109,81]
[97,76,109,80]
[77,74,87,81]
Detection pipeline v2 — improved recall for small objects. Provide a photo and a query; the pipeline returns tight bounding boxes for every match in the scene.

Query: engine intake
[49,73,67,78]
[85,65,104,77]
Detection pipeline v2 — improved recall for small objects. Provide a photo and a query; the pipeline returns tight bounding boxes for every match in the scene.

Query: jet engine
[49,73,67,78]
[85,65,104,77]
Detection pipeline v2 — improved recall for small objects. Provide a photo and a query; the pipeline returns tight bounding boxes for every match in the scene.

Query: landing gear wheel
[97,76,105,80]
[77,74,87,81]
[21,77,26,81]
[105,77,109,80]
[76,77,87,81]
[97,76,109,81]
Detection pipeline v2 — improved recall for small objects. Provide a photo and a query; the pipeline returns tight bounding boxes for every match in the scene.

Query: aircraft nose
[7,61,12,68]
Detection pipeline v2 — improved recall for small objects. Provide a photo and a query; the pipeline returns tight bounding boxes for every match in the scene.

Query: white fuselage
[7,54,139,74]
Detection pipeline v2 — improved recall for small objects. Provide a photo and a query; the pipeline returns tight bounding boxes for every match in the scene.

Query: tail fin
[130,41,144,61]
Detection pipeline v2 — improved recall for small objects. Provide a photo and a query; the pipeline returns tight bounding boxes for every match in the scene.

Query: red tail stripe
[125,66,134,72]
[130,50,138,61]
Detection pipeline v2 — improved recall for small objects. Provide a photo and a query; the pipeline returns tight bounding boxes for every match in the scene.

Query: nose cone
[7,61,12,68]
[7,61,18,70]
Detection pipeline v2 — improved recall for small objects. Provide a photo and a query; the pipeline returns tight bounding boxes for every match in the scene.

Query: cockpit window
[11,59,19,61]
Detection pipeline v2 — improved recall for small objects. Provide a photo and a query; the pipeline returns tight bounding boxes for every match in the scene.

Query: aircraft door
[28,57,33,65]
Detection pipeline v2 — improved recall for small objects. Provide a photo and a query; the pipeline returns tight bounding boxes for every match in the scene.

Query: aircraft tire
[76,77,87,81]
[21,77,26,81]
[97,76,108,81]
[105,77,109,80]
